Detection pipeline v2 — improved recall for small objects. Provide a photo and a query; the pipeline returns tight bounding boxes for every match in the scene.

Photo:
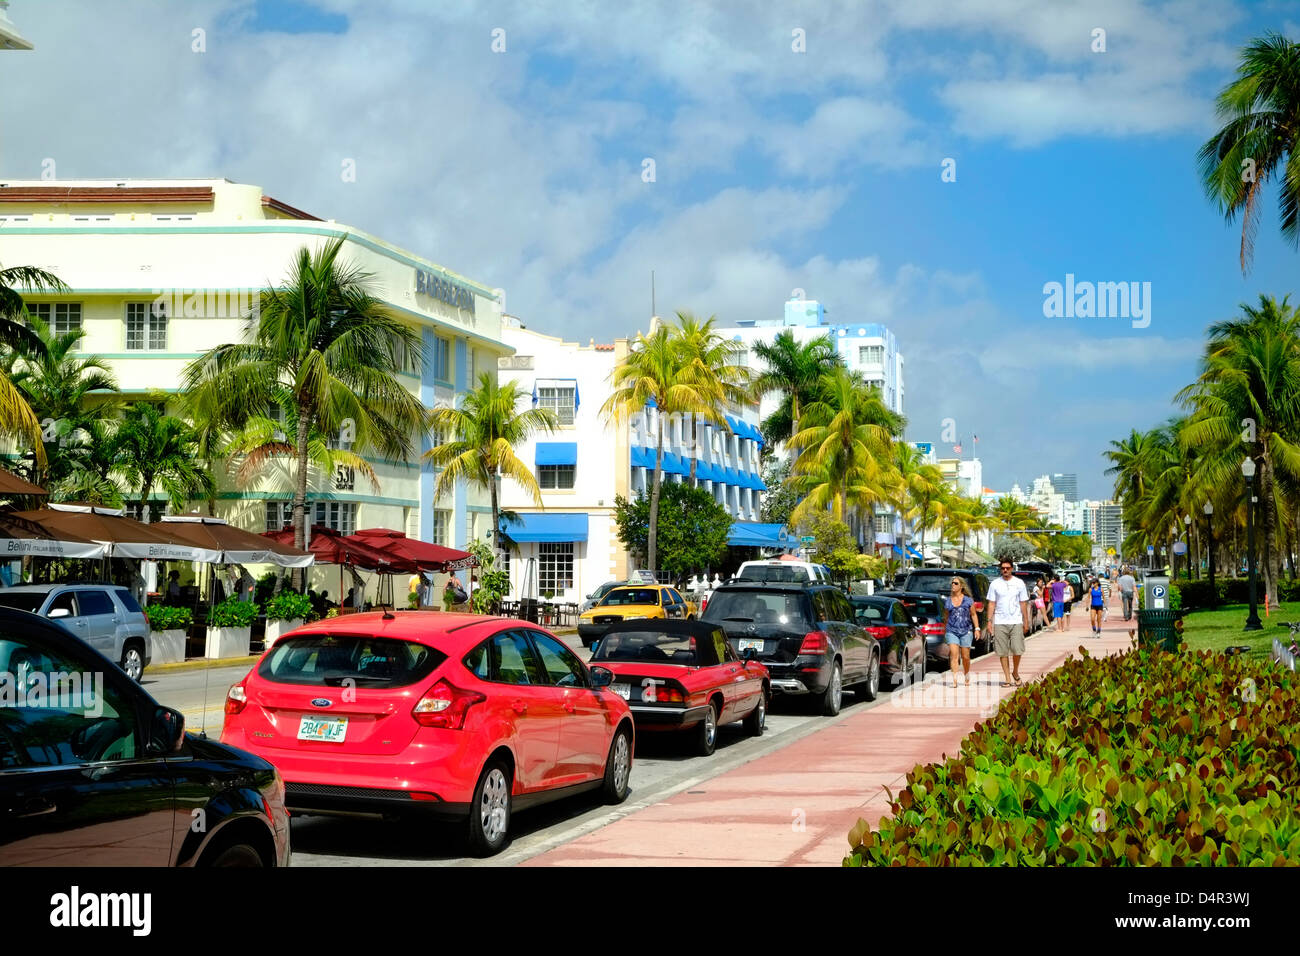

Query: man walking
[985,558,1030,686]
[1117,567,1137,621]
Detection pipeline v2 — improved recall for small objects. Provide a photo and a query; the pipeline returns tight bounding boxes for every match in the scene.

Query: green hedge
[264,590,312,622]
[1176,577,1300,610]
[209,598,258,629]
[145,605,192,631]
[845,645,1299,866]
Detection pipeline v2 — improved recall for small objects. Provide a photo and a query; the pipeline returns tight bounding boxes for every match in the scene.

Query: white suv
[0,584,151,681]
[734,559,833,585]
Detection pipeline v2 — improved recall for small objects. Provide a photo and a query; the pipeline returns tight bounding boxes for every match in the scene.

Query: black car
[847,595,926,687]
[902,568,993,653]
[0,607,290,866]
[701,582,880,715]
[876,590,949,665]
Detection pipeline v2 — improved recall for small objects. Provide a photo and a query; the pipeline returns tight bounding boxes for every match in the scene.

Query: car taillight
[225,682,247,716]
[865,626,893,640]
[920,624,945,635]
[798,631,828,655]
[700,595,709,612]
[413,679,487,729]
[647,684,686,704]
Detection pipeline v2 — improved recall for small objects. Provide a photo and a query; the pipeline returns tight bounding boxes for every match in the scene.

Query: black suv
[902,569,993,653]
[700,582,879,716]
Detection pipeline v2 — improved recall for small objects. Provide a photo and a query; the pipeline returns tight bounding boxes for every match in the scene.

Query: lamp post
[1183,513,1192,580]
[1204,501,1215,609]
[1242,457,1262,631]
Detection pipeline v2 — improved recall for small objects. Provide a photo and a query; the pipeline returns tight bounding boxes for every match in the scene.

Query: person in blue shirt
[942,577,980,688]
[1088,578,1105,635]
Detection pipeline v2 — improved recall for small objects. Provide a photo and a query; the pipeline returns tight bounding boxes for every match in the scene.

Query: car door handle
[11,797,56,818]
[511,700,527,715]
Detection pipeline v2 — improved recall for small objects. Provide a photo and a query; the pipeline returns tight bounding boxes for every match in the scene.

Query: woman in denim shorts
[943,577,980,687]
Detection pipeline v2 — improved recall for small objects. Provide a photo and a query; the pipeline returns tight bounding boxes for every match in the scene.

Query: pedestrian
[1049,573,1066,632]
[983,557,1030,687]
[1089,577,1105,635]
[166,570,181,601]
[942,576,980,688]
[1034,576,1048,630]
[1117,567,1137,620]
[1062,577,1075,631]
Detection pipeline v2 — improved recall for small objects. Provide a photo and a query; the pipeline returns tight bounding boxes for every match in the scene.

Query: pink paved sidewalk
[525,599,1138,867]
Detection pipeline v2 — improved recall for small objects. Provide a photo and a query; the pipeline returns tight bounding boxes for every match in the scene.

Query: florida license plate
[738,639,764,653]
[611,683,631,700]
[298,715,348,743]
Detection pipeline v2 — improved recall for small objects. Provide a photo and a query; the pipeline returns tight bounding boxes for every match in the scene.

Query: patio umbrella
[8,504,222,563]
[0,510,106,558]
[161,515,314,568]
[0,468,48,498]
[347,527,475,572]
[263,525,416,611]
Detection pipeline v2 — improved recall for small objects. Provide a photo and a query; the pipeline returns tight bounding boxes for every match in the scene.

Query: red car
[588,620,769,756]
[220,612,634,856]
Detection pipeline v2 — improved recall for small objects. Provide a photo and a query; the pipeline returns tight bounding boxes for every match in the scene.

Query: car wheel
[819,660,843,716]
[744,687,768,736]
[120,643,144,683]
[467,757,512,857]
[205,842,264,867]
[859,653,880,702]
[602,727,632,803]
[696,700,720,756]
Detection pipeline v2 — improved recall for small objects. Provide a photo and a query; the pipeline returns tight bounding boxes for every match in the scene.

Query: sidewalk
[524,603,1137,867]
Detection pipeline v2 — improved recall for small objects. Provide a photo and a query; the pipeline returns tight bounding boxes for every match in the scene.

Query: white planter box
[150,629,187,665]
[205,626,251,660]
[264,618,303,647]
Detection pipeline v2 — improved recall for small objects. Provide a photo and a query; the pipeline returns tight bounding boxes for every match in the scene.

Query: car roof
[0,582,119,593]
[282,611,511,648]
[848,595,898,606]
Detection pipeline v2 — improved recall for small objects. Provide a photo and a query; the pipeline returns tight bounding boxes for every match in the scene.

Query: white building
[497,317,783,603]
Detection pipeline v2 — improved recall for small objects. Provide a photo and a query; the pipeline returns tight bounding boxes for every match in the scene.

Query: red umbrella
[348,527,476,572]
[261,525,413,572]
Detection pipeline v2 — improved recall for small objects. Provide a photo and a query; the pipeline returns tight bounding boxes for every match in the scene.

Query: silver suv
[0,584,151,681]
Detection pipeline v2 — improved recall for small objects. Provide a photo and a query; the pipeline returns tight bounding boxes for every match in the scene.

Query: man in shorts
[984,558,1030,686]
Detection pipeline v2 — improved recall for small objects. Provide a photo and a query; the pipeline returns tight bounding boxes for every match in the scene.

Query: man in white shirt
[984,558,1030,686]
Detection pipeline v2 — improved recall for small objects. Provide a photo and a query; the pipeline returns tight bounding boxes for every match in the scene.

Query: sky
[4,0,1300,501]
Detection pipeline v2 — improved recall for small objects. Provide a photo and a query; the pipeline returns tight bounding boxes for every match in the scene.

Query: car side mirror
[47,607,70,619]
[589,666,614,688]
[149,706,186,755]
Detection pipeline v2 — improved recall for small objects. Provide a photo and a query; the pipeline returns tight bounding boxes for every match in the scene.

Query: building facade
[0,178,510,590]
[1052,473,1079,503]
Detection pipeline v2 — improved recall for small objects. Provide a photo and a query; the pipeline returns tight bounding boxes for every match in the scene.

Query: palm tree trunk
[648,412,664,570]
[1261,458,1279,604]
[490,467,501,556]
[689,415,697,486]
[292,411,310,590]
[139,477,153,524]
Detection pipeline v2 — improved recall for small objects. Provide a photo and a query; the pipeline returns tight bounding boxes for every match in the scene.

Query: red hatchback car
[221,612,635,856]
[588,620,769,756]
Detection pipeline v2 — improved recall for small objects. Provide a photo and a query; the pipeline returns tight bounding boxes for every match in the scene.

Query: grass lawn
[1180,601,1299,657]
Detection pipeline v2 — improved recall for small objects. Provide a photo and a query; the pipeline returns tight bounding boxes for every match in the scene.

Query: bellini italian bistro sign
[415,267,476,316]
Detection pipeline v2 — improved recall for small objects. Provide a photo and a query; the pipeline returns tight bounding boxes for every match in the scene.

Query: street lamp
[1204,501,1215,609]
[1242,457,1262,631]
[1182,514,1191,580]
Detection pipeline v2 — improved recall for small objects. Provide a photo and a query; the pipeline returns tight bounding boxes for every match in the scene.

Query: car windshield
[258,634,446,688]
[0,593,45,613]
[904,575,961,596]
[736,565,811,583]
[599,588,659,606]
[592,628,726,667]
[702,590,811,630]
[850,602,889,624]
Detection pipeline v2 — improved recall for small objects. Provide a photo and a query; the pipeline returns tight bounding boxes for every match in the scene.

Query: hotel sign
[415,268,475,315]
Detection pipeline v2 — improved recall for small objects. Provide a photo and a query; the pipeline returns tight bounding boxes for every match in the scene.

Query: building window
[538,541,574,595]
[265,501,293,531]
[538,464,575,490]
[432,509,451,546]
[125,301,168,350]
[433,335,451,382]
[537,385,576,425]
[859,345,884,364]
[25,302,82,337]
[313,501,357,535]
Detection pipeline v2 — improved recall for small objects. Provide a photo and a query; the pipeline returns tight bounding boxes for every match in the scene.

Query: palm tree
[0,260,66,465]
[1198,33,1300,273]
[112,401,214,522]
[672,312,754,482]
[182,238,427,575]
[752,331,842,446]
[425,373,558,554]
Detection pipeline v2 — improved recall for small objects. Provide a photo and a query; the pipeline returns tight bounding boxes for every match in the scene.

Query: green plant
[264,590,312,623]
[614,482,732,577]
[145,604,192,631]
[208,597,258,629]
[408,590,419,609]
[845,646,1300,866]
[468,541,508,614]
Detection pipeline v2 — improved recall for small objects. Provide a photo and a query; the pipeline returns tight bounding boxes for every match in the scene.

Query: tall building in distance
[1083,500,1124,554]
[1052,473,1079,502]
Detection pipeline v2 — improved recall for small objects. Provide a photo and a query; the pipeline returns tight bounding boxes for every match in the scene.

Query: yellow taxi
[577,584,696,648]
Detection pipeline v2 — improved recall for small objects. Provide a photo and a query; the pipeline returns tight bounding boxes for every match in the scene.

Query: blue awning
[630,446,653,469]
[661,453,686,476]
[746,472,762,490]
[501,513,589,543]
[893,545,905,556]
[727,522,796,548]
[725,415,741,434]
[908,546,923,559]
[725,467,740,484]
[535,442,578,466]
[696,461,714,481]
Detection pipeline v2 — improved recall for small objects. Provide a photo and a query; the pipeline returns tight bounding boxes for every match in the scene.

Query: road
[144,634,987,866]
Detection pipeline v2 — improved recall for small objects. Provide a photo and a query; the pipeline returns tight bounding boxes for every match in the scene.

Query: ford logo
[311,698,332,708]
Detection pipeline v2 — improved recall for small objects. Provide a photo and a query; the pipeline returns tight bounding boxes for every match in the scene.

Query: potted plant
[206,597,258,659]
[145,604,192,665]
[263,590,312,647]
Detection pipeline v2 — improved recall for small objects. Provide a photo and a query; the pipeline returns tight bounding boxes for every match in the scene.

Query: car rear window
[702,590,811,630]
[892,595,942,617]
[600,588,659,606]
[258,634,446,688]
[115,589,143,613]
[737,565,811,583]
[0,593,44,613]
[904,574,957,596]
[850,601,890,624]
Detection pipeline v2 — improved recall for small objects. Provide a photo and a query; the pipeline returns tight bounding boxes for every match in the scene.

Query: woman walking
[1049,573,1067,632]
[1089,577,1105,635]
[943,576,980,687]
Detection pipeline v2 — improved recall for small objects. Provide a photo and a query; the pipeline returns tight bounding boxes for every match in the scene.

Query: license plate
[738,639,764,652]
[611,683,631,700]
[297,715,348,743]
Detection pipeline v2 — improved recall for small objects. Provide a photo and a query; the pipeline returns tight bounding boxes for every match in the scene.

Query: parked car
[902,569,993,654]
[734,559,832,585]
[1011,572,1049,632]
[0,606,289,866]
[876,590,948,666]
[577,584,695,648]
[589,619,769,755]
[847,595,925,686]
[221,611,635,856]
[580,580,626,614]
[701,581,880,715]
[0,583,151,681]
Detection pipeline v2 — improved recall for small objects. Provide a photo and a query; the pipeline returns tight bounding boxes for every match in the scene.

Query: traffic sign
[1061,530,1083,536]
[1147,545,1155,554]
[1106,548,1116,556]
[800,536,815,544]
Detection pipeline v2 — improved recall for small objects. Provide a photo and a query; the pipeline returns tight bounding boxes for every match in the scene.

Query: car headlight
[622,615,647,620]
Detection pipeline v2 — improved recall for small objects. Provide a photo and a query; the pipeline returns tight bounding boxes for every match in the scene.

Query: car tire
[120,642,145,683]
[819,660,843,716]
[467,757,512,857]
[204,842,264,867]
[858,652,880,702]
[744,687,768,736]
[695,700,720,756]
[602,727,632,803]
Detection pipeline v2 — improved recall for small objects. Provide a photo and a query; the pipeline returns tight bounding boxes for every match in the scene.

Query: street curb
[150,655,260,674]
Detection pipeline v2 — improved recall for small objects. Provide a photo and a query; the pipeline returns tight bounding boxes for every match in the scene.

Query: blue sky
[4,0,1300,500]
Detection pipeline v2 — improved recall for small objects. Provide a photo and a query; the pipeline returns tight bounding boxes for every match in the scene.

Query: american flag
[974,434,979,443]
[953,443,962,453]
